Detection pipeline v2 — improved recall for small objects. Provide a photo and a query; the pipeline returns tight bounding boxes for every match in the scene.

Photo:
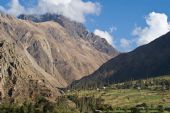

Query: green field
[67,89,170,108]
[66,76,170,112]
[0,76,169,113]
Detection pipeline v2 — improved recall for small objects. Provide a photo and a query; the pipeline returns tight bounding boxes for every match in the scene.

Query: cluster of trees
[0,95,114,113]
[108,102,168,113]
[70,76,170,91]
[0,95,108,113]
[129,103,169,113]
[0,94,169,113]
[0,96,79,113]
[67,95,104,113]
[0,77,169,113]
[112,78,170,91]
[130,103,161,113]
[67,94,170,113]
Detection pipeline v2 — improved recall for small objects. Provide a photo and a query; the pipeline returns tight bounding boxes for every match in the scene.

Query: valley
[0,0,170,112]
[0,76,169,113]
[67,76,170,107]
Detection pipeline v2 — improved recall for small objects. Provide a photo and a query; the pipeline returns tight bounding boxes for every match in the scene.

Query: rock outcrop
[0,40,59,103]
[18,13,118,57]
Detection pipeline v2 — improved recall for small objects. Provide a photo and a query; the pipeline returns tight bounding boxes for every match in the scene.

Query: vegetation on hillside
[0,76,170,113]
[0,96,80,113]
[66,76,170,113]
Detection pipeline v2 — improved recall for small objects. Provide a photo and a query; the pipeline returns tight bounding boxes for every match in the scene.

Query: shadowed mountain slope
[70,32,170,88]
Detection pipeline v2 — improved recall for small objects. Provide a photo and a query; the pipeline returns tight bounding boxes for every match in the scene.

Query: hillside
[0,40,60,103]
[66,75,170,113]
[0,75,169,113]
[0,12,118,102]
[70,32,170,88]
[18,13,118,57]
[0,12,118,88]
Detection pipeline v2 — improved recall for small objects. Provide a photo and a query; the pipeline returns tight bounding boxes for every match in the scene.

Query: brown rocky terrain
[0,40,60,103]
[0,12,118,101]
[18,14,118,57]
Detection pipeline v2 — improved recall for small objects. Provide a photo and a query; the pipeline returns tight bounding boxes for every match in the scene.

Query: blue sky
[0,0,170,52]
[85,0,170,51]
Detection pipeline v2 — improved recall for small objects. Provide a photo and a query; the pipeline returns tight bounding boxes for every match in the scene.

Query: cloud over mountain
[94,29,114,46]
[120,38,131,52]
[133,12,170,46]
[0,0,101,23]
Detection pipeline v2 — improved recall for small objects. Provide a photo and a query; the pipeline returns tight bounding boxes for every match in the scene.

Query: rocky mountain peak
[18,13,118,57]
[0,12,116,93]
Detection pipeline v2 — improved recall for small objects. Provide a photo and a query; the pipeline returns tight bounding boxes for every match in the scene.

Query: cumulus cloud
[120,38,131,51]
[0,0,101,23]
[94,29,113,46]
[6,0,25,16]
[133,12,170,46]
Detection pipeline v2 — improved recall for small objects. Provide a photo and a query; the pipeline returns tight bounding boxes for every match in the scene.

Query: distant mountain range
[70,32,170,88]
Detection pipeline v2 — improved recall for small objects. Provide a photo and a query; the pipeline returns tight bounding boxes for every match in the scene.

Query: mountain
[70,32,170,89]
[18,13,118,57]
[0,39,60,103]
[17,13,118,85]
[0,12,118,102]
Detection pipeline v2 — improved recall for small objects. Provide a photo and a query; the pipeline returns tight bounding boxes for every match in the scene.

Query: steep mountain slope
[0,12,118,91]
[70,32,170,88]
[18,13,118,57]
[0,39,60,103]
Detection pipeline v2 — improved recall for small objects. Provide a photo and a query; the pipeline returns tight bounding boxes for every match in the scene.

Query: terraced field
[66,76,170,112]
[67,89,170,108]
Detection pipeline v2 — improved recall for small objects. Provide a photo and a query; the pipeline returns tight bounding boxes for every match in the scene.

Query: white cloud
[133,12,170,46]
[0,0,101,23]
[6,0,25,16]
[109,26,117,33]
[120,38,131,50]
[94,29,113,46]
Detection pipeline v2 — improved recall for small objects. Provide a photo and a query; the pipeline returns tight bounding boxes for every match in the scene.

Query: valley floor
[0,76,170,113]
[66,76,170,113]
[67,89,170,108]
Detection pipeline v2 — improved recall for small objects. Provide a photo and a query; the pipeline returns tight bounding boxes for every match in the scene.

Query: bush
[0,96,80,113]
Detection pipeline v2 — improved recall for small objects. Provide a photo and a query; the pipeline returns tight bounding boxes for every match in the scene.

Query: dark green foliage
[0,104,20,113]
[0,96,79,113]
[157,105,164,113]
[111,78,170,91]
[67,94,106,113]
[0,77,170,113]
[0,95,169,113]
[130,107,141,113]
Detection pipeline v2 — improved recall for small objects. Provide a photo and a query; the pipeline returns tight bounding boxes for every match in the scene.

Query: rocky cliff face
[18,13,118,57]
[0,12,118,101]
[0,40,59,104]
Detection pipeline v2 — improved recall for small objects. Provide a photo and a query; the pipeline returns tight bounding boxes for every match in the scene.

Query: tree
[157,105,164,113]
